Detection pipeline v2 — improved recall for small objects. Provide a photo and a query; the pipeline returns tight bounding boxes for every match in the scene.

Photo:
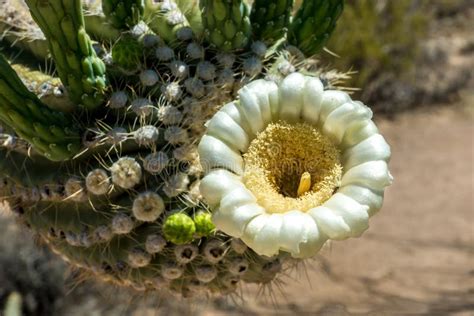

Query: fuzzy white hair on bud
[86,169,111,195]
[145,234,167,254]
[134,125,160,147]
[156,46,175,61]
[110,157,142,189]
[143,152,169,174]
[139,69,159,86]
[109,91,128,109]
[186,42,205,59]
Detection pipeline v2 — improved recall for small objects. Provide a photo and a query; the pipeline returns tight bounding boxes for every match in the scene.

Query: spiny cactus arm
[0,148,67,189]
[26,200,121,235]
[10,63,75,113]
[175,0,203,38]
[288,0,344,56]
[83,13,122,41]
[144,0,190,44]
[0,55,82,161]
[25,0,108,111]
[102,0,145,29]
[250,0,294,43]
[200,0,252,52]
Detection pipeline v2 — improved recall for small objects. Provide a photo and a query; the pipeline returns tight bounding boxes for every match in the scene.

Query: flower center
[243,121,342,214]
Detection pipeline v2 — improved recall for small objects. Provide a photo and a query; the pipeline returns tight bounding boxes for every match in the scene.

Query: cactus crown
[0,0,347,298]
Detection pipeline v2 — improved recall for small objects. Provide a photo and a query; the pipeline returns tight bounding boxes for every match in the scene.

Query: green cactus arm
[288,0,344,56]
[250,0,294,43]
[102,0,145,29]
[175,0,203,38]
[144,0,190,44]
[10,63,76,113]
[200,0,252,52]
[83,14,121,41]
[24,0,108,111]
[0,55,82,161]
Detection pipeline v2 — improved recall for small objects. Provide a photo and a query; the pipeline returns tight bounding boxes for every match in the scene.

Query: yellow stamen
[297,172,311,197]
[243,121,342,214]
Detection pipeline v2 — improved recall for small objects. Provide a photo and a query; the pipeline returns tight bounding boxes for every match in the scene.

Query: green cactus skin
[0,0,351,298]
[111,35,144,72]
[144,0,191,44]
[200,0,252,52]
[250,0,294,43]
[175,0,203,38]
[10,62,76,113]
[289,0,344,56]
[102,0,145,29]
[25,0,107,111]
[0,55,81,161]
[84,14,122,41]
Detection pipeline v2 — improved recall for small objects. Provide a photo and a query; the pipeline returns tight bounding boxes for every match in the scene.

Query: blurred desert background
[1,0,473,315]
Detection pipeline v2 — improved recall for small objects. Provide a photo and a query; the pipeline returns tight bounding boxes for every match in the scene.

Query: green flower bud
[163,213,196,244]
[194,211,215,237]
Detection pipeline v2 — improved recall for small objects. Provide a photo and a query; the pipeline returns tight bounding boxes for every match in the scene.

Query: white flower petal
[219,187,257,214]
[207,111,250,152]
[199,169,243,207]
[318,90,351,127]
[213,202,264,237]
[296,217,327,258]
[340,120,379,149]
[342,160,393,191]
[323,101,373,145]
[338,185,384,217]
[267,81,280,121]
[342,134,391,170]
[220,101,253,136]
[323,193,369,237]
[309,206,352,240]
[238,86,265,134]
[198,135,244,175]
[252,213,284,257]
[245,80,277,126]
[278,211,307,254]
[301,76,324,125]
[241,213,270,249]
[279,72,306,122]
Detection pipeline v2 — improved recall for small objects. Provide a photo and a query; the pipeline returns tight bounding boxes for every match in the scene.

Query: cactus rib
[200,0,252,52]
[289,0,344,56]
[102,0,145,29]
[250,0,294,43]
[25,0,108,111]
[0,55,81,161]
